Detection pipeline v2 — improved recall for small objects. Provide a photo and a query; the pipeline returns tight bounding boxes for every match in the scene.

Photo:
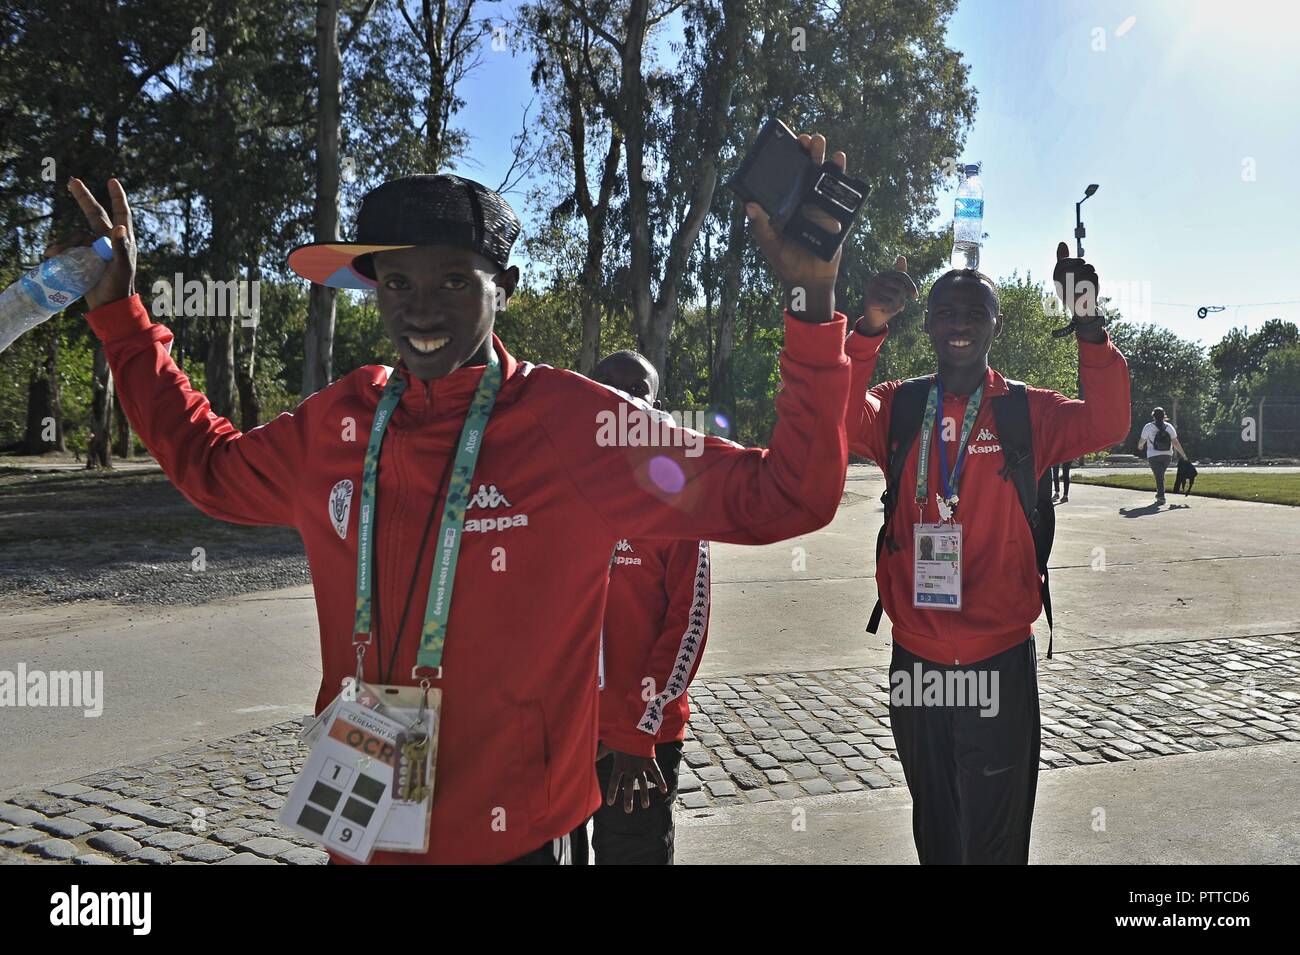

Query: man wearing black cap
[55,132,856,865]
[846,246,1132,864]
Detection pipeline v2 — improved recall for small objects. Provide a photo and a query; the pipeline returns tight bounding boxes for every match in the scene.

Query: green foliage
[331,290,397,379]
[1107,318,1214,451]
[1,0,1295,465]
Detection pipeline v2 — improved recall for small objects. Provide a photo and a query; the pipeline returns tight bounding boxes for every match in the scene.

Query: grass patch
[1073,472,1300,506]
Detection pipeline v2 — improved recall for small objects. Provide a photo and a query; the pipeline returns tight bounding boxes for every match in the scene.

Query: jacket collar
[391,331,519,413]
[938,364,1009,399]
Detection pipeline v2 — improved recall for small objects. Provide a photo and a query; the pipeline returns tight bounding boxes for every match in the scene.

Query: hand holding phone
[736,128,860,322]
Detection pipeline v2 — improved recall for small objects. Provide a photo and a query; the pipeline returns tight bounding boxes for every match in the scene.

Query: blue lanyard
[915,373,984,511]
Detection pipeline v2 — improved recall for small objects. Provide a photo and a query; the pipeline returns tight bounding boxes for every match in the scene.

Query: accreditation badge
[912,522,962,611]
[367,683,441,854]
[279,699,406,863]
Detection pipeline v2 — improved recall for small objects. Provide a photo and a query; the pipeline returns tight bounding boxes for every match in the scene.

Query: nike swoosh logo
[982,765,1015,777]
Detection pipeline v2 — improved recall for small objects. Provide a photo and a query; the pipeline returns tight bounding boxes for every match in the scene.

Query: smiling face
[924,271,1002,371]
[371,245,519,381]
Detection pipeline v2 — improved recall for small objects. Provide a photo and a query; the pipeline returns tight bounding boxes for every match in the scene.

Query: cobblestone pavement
[2,633,1297,864]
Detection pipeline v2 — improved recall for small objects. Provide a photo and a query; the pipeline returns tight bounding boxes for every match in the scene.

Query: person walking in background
[1051,459,1073,503]
[1137,407,1187,506]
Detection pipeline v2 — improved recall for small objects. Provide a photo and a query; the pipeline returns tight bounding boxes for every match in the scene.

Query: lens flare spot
[649,455,686,494]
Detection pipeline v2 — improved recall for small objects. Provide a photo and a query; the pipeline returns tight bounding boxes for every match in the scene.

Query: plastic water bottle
[0,237,113,354]
[950,162,983,271]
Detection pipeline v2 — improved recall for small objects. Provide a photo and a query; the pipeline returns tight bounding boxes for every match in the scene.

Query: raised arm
[59,178,307,527]
[843,255,917,464]
[1030,243,1133,471]
[541,132,868,544]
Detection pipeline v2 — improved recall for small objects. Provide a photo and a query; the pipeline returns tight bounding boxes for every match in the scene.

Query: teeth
[407,335,449,354]
[949,339,972,346]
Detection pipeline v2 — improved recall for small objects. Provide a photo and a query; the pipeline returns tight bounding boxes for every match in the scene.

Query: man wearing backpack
[846,244,1131,864]
[1137,407,1187,505]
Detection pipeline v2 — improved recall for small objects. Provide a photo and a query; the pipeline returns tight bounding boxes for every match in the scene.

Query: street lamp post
[1075,183,1099,258]
[1052,184,1102,338]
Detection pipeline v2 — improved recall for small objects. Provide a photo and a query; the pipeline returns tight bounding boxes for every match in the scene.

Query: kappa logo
[469,483,512,509]
[328,479,354,539]
[464,482,529,533]
[968,427,1001,454]
[613,538,641,566]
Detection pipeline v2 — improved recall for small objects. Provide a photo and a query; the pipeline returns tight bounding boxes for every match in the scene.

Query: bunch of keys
[392,728,432,803]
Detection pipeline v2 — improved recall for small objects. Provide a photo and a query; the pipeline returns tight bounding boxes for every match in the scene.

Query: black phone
[726,118,868,261]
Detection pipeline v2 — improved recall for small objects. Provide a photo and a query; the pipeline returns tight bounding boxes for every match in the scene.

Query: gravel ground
[0,467,309,608]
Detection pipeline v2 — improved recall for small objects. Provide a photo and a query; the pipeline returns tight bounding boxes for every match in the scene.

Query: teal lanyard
[352,348,503,679]
[914,375,984,515]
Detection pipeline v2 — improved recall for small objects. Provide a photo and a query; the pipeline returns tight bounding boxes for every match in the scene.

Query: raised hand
[743,132,852,324]
[858,254,917,334]
[1052,241,1099,320]
[1052,241,1106,342]
[43,178,137,311]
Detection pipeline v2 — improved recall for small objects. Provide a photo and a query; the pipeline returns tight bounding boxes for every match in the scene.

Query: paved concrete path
[702,465,1300,679]
[676,741,1300,865]
[2,466,1298,863]
[5,467,1298,787]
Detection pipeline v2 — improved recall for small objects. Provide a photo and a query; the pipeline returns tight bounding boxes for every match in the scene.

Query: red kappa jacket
[86,294,850,864]
[599,538,710,757]
[845,324,1131,666]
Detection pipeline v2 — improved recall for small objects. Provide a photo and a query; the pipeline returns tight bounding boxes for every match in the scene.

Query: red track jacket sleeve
[844,325,892,463]
[85,294,311,527]
[600,539,711,757]
[534,310,851,545]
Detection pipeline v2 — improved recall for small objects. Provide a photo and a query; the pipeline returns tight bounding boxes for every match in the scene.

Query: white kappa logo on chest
[469,483,512,509]
[967,427,1001,453]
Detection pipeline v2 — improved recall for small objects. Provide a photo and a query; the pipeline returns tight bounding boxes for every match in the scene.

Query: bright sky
[444,0,1300,346]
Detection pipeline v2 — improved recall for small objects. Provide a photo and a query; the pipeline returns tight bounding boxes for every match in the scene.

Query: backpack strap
[866,376,933,634]
[991,380,1057,657]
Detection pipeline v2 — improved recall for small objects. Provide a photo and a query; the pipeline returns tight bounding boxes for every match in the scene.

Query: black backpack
[865,376,1058,657]
[1153,421,1172,452]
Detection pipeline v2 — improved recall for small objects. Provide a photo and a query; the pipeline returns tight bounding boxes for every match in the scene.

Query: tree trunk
[237,265,262,431]
[577,238,606,374]
[303,285,337,395]
[21,323,65,453]
[236,353,260,430]
[47,328,65,451]
[88,343,113,469]
[303,0,342,397]
[425,0,448,168]
[23,375,52,454]
[626,0,746,388]
[623,0,654,367]
[552,18,622,376]
[21,331,50,453]
[710,203,747,424]
[206,312,237,420]
[115,402,133,459]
